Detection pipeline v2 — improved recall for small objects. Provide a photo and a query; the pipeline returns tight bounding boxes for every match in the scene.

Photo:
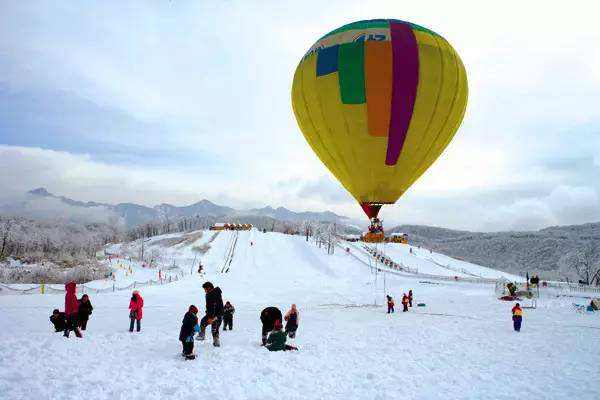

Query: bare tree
[0,218,12,260]
[573,241,600,285]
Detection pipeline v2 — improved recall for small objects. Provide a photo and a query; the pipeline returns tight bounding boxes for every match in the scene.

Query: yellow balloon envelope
[292,19,468,219]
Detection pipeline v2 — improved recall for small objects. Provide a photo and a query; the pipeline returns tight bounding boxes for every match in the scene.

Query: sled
[498,295,520,301]
[417,303,426,307]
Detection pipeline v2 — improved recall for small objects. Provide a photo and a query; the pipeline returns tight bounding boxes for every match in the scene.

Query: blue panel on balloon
[316,45,339,76]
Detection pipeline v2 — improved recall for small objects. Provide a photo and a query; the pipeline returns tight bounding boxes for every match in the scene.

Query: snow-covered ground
[1,229,599,400]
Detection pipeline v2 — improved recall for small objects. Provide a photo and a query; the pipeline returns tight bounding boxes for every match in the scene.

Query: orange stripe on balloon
[364,41,393,137]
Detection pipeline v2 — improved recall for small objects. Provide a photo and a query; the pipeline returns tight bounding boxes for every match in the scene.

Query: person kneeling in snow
[180,305,200,359]
[512,303,523,332]
[265,320,297,351]
[50,309,66,332]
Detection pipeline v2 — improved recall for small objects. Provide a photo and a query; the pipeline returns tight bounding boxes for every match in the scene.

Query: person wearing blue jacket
[180,305,200,360]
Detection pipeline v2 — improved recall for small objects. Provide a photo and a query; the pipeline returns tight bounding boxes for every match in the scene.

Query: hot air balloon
[291,19,468,242]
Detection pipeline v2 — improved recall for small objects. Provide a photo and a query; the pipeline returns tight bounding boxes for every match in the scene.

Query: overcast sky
[1,0,599,231]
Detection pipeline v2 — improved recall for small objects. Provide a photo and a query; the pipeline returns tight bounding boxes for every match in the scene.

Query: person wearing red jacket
[386,295,395,314]
[129,291,144,332]
[401,293,409,312]
[64,281,82,338]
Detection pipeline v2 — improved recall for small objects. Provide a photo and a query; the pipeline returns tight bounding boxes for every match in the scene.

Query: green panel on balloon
[338,42,366,104]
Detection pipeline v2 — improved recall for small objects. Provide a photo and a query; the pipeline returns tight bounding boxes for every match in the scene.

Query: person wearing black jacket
[197,281,224,347]
[260,306,282,346]
[50,309,66,332]
[223,301,235,331]
[180,305,199,359]
[78,294,93,330]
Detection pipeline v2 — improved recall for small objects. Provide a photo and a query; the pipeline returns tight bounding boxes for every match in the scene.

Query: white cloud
[1,1,600,231]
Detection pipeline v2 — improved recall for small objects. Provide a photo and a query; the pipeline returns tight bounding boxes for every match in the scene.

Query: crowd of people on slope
[386,290,413,313]
[49,279,301,359]
[177,282,299,359]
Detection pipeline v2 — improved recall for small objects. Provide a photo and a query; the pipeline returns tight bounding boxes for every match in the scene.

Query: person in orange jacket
[386,295,395,314]
[512,303,523,332]
[401,293,409,312]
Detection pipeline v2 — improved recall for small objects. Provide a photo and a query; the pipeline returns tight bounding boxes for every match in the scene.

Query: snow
[367,242,523,281]
[1,229,599,400]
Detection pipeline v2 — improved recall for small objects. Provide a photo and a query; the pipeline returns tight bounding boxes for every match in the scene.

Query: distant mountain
[242,206,344,223]
[388,223,600,280]
[1,188,348,227]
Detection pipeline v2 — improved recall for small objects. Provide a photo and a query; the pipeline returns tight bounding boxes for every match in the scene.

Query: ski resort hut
[210,223,227,231]
[388,232,408,244]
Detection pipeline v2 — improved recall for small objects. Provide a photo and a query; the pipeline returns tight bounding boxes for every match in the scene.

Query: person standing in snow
[222,301,235,331]
[179,305,200,359]
[408,290,414,307]
[386,295,395,314]
[78,294,93,331]
[265,319,298,351]
[129,291,144,332]
[50,309,66,332]
[284,304,299,338]
[197,281,224,347]
[260,306,282,346]
[512,303,523,332]
[401,293,409,312]
[64,281,82,338]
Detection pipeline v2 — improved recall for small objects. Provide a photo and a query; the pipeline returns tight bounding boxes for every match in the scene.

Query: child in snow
[64,281,82,338]
[284,304,299,338]
[386,296,395,314]
[50,309,66,332]
[129,291,144,332]
[512,303,523,332]
[78,294,93,330]
[402,293,409,312]
[223,301,235,331]
[266,320,297,351]
[408,290,413,307]
[180,305,200,359]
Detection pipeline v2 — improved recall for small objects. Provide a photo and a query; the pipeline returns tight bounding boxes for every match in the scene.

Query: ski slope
[1,229,599,400]
[363,242,523,281]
